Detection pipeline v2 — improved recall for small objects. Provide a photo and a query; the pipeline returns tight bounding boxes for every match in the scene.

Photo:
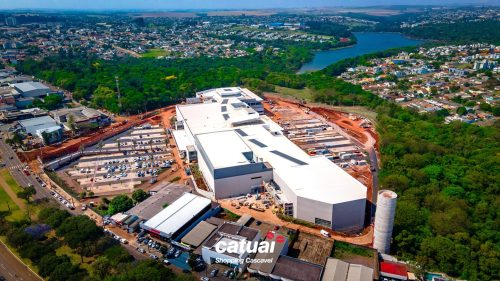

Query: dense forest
[17,47,310,113]
[346,11,500,45]
[402,20,500,45]
[16,35,500,280]
[304,21,353,38]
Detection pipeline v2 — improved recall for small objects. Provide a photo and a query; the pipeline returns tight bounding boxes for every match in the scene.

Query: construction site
[262,93,378,203]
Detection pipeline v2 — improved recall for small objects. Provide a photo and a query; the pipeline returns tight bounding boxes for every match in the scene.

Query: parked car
[209,268,218,277]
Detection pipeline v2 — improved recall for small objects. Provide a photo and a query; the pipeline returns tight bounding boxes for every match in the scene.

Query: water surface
[298,32,422,73]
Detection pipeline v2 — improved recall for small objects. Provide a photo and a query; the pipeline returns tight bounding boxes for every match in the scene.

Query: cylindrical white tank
[374,190,398,254]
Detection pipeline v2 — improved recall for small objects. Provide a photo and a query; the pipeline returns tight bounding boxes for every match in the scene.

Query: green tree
[38,254,71,277]
[479,103,492,112]
[49,262,87,281]
[56,215,102,262]
[107,195,133,215]
[456,106,467,116]
[17,186,36,221]
[92,256,112,280]
[132,189,149,203]
[38,207,70,228]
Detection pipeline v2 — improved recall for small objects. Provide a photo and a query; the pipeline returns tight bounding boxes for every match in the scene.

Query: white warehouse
[174,87,367,232]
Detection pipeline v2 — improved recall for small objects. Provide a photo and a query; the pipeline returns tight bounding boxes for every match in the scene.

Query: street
[0,137,50,201]
[0,241,42,281]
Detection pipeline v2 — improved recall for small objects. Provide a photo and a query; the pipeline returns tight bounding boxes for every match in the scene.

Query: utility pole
[115,75,122,110]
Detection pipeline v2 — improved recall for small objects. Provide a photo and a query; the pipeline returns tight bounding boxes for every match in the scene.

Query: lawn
[142,48,169,58]
[332,241,374,258]
[56,245,95,272]
[274,86,314,101]
[1,169,24,194]
[0,185,25,221]
[0,170,26,221]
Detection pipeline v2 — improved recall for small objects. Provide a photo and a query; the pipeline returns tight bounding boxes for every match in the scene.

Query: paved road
[0,137,50,201]
[369,147,379,223]
[0,242,42,281]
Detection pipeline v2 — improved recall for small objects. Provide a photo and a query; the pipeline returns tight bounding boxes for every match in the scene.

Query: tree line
[0,207,193,281]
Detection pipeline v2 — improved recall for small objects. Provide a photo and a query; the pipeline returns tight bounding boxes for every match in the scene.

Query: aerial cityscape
[0,1,498,281]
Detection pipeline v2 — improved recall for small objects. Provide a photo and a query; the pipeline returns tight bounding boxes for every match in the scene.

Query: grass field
[1,169,24,194]
[0,184,25,221]
[0,170,26,221]
[142,48,169,58]
[274,86,314,101]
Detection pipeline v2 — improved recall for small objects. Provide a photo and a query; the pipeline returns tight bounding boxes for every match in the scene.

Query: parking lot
[59,124,176,196]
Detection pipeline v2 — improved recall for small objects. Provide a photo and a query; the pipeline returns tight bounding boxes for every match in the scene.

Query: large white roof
[176,88,367,205]
[143,193,211,236]
[177,99,260,135]
[197,87,262,103]
[13,81,49,93]
[237,125,366,204]
[196,130,252,169]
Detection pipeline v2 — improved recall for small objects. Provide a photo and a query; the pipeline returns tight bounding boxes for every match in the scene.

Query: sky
[0,0,498,10]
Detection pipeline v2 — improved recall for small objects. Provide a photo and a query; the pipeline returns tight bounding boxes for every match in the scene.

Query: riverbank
[298,32,423,73]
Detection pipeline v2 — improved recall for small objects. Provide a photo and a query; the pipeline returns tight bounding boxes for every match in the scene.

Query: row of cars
[103,228,129,244]
[201,267,236,280]
[50,190,74,210]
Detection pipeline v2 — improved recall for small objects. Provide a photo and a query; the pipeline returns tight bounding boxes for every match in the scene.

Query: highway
[0,241,42,281]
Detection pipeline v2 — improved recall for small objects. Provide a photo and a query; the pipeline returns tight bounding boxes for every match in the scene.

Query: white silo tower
[373,190,398,254]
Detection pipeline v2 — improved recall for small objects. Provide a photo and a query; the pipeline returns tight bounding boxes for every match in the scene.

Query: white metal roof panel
[143,193,211,236]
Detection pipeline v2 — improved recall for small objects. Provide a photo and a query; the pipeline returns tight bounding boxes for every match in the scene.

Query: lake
[298,32,422,73]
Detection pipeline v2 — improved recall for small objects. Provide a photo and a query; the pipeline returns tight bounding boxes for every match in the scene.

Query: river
[298,32,423,73]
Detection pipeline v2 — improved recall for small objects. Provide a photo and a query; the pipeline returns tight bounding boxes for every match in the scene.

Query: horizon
[0,0,498,11]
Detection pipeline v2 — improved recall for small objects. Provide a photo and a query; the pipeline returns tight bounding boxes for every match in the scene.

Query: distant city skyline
[0,0,498,10]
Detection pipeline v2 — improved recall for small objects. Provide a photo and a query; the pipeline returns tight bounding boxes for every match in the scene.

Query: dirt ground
[263,94,378,203]
[220,200,374,246]
[288,231,334,264]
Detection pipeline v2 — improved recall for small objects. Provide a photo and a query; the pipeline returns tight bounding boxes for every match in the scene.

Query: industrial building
[270,255,324,281]
[12,81,51,98]
[18,116,63,144]
[181,221,218,248]
[51,106,111,134]
[321,258,374,281]
[140,192,217,241]
[247,232,289,277]
[374,190,398,254]
[201,221,261,272]
[174,87,367,231]
[127,183,191,221]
